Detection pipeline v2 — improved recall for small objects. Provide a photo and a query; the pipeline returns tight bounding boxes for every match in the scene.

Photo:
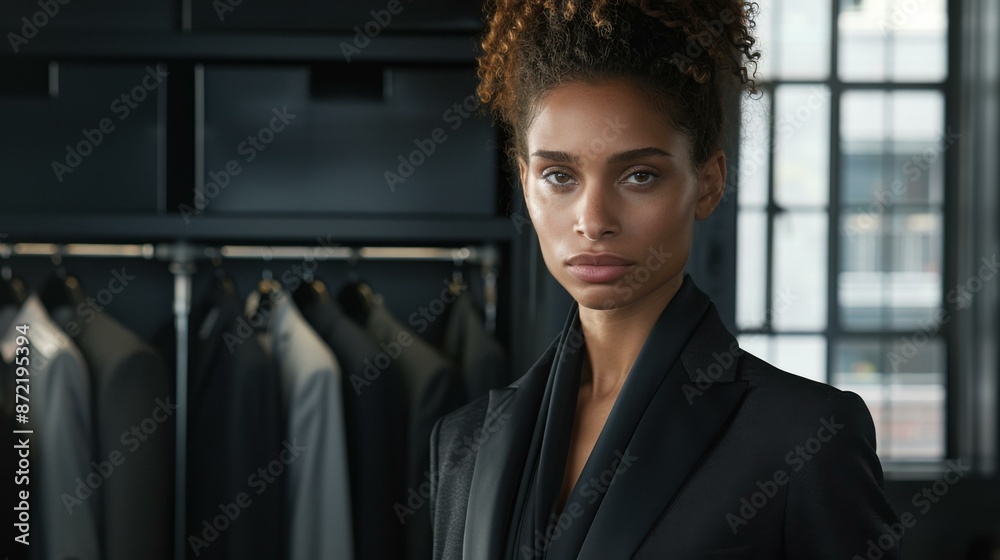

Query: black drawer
[0,61,166,212]
[198,64,497,216]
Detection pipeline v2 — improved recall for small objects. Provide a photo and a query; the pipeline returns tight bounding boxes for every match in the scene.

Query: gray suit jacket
[265,291,353,560]
[51,300,172,560]
[430,302,901,559]
[1,295,99,560]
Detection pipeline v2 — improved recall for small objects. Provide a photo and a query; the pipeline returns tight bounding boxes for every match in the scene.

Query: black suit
[442,290,508,403]
[299,296,406,560]
[365,301,465,560]
[430,277,901,559]
[186,290,284,560]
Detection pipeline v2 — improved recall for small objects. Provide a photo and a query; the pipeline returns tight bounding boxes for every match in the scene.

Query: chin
[565,283,635,312]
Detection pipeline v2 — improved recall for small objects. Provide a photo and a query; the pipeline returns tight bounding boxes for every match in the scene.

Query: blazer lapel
[462,337,559,560]
[577,304,750,559]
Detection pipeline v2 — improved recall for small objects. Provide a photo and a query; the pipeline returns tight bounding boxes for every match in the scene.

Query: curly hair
[475,0,761,174]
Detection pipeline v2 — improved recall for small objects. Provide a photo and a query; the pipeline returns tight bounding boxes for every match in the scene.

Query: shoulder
[735,350,878,450]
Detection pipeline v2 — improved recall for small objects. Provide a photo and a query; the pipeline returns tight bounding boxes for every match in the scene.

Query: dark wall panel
[191,0,483,32]
[0,62,165,212]
[200,64,496,216]
[0,0,174,32]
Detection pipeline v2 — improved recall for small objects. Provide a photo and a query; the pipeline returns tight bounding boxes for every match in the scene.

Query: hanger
[337,281,376,325]
[292,277,331,310]
[39,252,85,312]
[446,250,468,297]
[337,248,377,324]
[0,245,27,310]
[207,250,237,304]
[196,250,239,340]
[245,269,280,324]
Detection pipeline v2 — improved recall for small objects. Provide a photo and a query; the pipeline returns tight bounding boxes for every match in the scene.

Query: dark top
[429,273,902,559]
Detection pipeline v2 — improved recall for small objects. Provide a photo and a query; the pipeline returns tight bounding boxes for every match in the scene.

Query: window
[736,0,952,465]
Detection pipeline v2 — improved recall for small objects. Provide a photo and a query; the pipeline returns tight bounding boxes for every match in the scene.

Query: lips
[565,253,635,283]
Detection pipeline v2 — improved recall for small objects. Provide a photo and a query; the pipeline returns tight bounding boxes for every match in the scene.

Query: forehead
[526,80,683,157]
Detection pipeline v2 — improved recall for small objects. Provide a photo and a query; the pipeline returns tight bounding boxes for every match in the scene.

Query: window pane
[774,85,831,207]
[773,335,827,383]
[839,210,942,330]
[738,91,771,208]
[833,337,945,460]
[736,334,827,384]
[737,210,768,329]
[838,0,948,82]
[840,90,946,207]
[756,0,832,80]
[773,211,828,330]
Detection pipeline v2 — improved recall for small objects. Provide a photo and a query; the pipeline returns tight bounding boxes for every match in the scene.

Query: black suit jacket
[187,293,284,560]
[299,297,406,560]
[365,302,465,560]
[442,291,508,403]
[429,301,901,559]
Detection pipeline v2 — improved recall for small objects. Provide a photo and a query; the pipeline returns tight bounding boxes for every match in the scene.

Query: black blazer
[429,298,901,559]
[365,301,466,560]
[299,296,407,560]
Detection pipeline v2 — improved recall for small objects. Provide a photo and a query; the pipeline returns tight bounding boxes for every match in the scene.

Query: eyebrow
[530,146,674,164]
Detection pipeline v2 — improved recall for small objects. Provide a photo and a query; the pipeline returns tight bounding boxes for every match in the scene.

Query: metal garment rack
[0,240,500,560]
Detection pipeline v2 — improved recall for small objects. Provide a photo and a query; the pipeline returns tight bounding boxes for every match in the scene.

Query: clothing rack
[0,240,500,560]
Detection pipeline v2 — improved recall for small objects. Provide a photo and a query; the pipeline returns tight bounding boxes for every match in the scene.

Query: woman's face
[518,80,726,312]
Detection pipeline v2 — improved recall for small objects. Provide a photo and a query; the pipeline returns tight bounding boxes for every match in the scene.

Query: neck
[577,273,684,401]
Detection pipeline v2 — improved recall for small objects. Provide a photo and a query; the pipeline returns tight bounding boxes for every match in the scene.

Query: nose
[573,183,620,241]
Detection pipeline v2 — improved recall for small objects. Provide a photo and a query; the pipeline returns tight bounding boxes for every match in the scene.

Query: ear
[695,148,727,221]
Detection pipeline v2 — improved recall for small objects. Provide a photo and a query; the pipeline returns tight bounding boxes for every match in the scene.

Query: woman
[429,0,902,558]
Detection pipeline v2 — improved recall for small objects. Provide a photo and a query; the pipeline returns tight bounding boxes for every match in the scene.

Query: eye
[541,169,577,188]
[623,169,660,187]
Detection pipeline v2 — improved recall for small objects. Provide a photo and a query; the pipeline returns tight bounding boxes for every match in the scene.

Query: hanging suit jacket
[430,283,901,559]
[49,302,172,560]
[299,296,407,560]
[442,290,508,403]
[364,301,465,560]
[264,292,353,560]
[186,289,284,560]
[0,295,99,560]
